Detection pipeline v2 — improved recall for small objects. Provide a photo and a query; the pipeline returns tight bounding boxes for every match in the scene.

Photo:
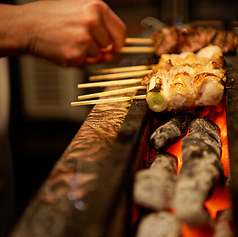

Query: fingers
[82,0,127,53]
[90,22,111,49]
[99,2,127,51]
[86,50,113,64]
[87,41,100,57]
[24,0,127,67]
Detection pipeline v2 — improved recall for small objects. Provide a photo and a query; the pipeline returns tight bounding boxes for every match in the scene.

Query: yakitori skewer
[77,85,146,101]
[91,64,156,75]
[77,78,142,89]
[125,38,154,45]
[118,37,155,54]
[119,46,155,54]
[89,69,152,81]
[71,95,146,106]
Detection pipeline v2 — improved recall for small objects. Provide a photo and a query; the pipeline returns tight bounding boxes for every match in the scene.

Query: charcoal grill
[9,33,238,237]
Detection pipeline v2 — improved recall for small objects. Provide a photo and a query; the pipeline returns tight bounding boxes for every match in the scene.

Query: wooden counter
[9,84,151,237]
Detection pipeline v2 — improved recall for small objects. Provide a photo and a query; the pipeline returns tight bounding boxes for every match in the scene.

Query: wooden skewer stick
[119,46,155,54]
[71,94,146,106]
[125,38,154,45]
[91,64,156,74]
[89,69,152,81]
[77,78,142,89]
[77,85,146,101]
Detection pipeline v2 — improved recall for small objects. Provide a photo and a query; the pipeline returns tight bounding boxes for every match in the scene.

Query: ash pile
[133,113,233,237]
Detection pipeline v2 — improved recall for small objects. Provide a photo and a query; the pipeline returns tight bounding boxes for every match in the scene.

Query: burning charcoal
[182,117,222,162]
[136,211,182,237]
[214,208,234,237]
[172,117,224,227]
[133,153,177,211]
[150,113,194,152]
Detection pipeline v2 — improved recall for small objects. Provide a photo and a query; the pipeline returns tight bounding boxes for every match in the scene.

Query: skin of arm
[0,0,127,66]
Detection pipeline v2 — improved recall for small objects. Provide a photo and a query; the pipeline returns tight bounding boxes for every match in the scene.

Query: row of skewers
[71,37,155,107]
[71,47,227,115]
[71,25,237,109]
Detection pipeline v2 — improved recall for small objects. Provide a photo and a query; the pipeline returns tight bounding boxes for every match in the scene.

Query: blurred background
[6,0,238,219]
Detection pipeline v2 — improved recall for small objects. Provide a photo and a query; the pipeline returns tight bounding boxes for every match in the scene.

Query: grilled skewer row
[142,46,227,113]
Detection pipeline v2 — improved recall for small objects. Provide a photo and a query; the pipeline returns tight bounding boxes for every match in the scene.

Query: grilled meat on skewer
[142,46,226,113]
[151,25,238,56]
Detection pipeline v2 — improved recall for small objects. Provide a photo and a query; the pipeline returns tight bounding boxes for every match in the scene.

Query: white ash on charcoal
[182,117,223,161]
[136,211,182,237]
[150,113,194,152]
[214,208,234,237]
[172,117,225,227]
[133,153,177,211]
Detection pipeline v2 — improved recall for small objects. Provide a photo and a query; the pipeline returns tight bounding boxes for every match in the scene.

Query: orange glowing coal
[167,99,231,237]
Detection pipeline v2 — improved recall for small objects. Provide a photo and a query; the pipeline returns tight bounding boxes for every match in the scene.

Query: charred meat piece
[151,25,179,55]
[151,25,238,56]
[150,113,194,152]
[178,26,215,53]
[172,117,224,227]
[212,30,238,54]
[133,153,177,211]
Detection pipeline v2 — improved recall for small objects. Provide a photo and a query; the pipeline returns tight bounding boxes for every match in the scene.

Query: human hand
[0,0,127,66]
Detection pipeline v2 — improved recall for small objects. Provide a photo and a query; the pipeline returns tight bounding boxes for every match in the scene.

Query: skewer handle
[125,38,154,45]
[71,95,146,106]
[89,69,152,81]
[91,64,156,75]
[119,46,155,54]
[77,78,142,89]
[77,86,146,100]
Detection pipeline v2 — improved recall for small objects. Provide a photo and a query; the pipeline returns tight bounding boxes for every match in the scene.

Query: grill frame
[224,55,238,237]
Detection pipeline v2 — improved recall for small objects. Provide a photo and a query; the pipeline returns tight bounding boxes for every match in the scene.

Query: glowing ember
[172,99,231,236]
[182,222,214,237]
[134,99,231,236]
[167,138,183,174]
[204,186,231,219]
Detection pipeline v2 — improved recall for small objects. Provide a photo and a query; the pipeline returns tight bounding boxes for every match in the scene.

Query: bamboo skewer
[74,37,156,106]
[89,69,152,81]
[125,38,154,45]
[71,94,146,106]
[120,38,155,53]
[119,46,155,54]
[91,64,156,74]
[77,85,146,101]
[77,78,142,89]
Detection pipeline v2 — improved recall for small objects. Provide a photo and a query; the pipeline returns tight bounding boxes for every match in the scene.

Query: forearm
[0,3,30,57]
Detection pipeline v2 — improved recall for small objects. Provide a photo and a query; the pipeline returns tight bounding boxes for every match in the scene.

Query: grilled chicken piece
[168,71,194,110]
[193,72,224,106]
[143,46,226,113]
